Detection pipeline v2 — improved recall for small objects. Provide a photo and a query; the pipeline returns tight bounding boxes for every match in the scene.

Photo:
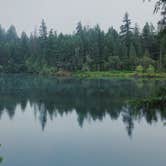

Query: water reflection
[0,145,3,164]
[0,74,166,137]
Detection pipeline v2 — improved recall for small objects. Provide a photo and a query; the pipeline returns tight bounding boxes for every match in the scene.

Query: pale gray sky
[0,0,160,35]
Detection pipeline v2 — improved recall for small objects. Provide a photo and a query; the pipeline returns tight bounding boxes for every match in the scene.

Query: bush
[146,65,155,73]
[55,70,72,77]
[139,51,156,69]
[0,65,3,72]
[82,63,90,71]
[39,64,56,75]
[136,65,144,73]
[108,56,121,70]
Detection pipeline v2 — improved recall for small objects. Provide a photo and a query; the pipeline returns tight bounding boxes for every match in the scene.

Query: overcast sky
[0,0,160,35]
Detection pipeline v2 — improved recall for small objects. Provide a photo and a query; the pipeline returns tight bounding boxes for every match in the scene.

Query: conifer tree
[120,12,133,57]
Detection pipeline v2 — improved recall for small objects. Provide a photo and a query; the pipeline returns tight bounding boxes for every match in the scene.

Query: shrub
[136,65,144,73]
[39,65,56,75]
[146,65,155,73]
[108,56,121,70]
[139,51,156,69]
[0,65,3,72]
[55,70,72,77]
[82,63,90,71]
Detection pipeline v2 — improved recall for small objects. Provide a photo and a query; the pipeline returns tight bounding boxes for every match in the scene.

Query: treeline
[0,13,166,74]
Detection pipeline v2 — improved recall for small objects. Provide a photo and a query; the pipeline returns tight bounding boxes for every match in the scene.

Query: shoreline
[1,71,166,79]
[72,71,166,79]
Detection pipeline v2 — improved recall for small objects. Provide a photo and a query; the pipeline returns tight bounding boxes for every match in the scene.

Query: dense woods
[0,13,166,74]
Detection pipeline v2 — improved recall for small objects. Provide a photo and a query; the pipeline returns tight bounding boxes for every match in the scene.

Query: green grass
[73,71,166,79]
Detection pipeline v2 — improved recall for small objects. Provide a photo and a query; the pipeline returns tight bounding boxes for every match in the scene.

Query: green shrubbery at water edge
[73,67,166,78]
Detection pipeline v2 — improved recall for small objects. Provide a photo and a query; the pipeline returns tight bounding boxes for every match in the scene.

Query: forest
[0,12,166,75]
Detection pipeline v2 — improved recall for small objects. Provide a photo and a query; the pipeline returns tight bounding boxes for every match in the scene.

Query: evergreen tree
[6,25,18,41]
[133,24,143,57]
[76,22,86,64]
[47,29,57,67]
[94,25,105,70]
[39,19,48,68]
[129,43,138,70]
[159,34,166,69]
[120,12,133,57]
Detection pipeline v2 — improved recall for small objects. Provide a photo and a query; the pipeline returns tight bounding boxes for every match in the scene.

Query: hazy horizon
[0,0,160,35]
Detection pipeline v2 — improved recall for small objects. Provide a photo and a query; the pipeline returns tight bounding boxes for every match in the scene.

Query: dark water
[0,74,166,166]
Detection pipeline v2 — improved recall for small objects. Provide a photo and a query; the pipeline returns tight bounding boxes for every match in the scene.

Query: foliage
[107,56,121,70]
[39,65,56,75]
[140,50,156,69]
[75,70,166,78]
[129,43,139,70]
[0,14,165,74]
[159,34,166,70]
[74,71,138,78]
[146,64,155,73]
[146,0,166,31]
[136,65,144,73]
[120,12,133,57]
[55,70,72,77]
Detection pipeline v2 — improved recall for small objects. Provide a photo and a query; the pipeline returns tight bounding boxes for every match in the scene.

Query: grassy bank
[73,71,166,79]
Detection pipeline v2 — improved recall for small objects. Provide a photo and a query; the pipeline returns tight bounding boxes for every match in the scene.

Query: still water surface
[0,74,166,166]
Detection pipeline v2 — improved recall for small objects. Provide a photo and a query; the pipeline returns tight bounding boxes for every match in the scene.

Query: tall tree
[39,19,48,67]
[6,25,18,41]
[94,25,105,70]
[120,12,133,57]
[76,22,86,64]
[133,24,143,57]
[47,29,57,67]
[20,32,29,71]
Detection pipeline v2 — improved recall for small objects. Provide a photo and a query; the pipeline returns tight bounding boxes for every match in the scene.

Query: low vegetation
[73,70,166,78]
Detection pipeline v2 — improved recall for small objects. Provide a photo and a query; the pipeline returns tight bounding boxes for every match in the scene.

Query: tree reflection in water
[0,74,166,137]
[0,145,3,164]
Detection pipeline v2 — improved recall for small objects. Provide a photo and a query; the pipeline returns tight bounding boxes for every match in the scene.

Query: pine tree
[76,22,86,64]
[94,24,105,70]
[159,34,166,69]
[39,19,47,41]
[120,12,133,57]
[39,19,48,68]
[6,25,18,41]
[129,43,138,70]
[20,32,29,71]
[47,29,57,67]
[133,24,143,57]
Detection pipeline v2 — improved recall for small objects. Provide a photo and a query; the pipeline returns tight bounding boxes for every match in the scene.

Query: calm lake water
[0,74,166,166]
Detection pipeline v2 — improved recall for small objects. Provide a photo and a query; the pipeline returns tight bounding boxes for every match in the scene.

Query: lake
[0,74,166,166]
